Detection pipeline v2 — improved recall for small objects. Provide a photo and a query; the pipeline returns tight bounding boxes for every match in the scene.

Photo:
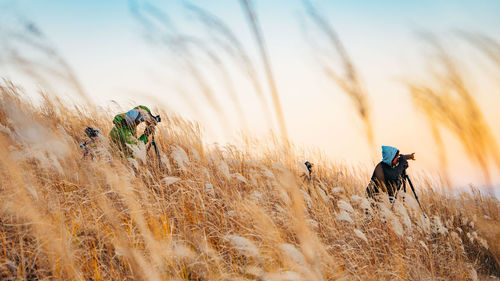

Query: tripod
[146,131,161,169]
[391,172,427,218]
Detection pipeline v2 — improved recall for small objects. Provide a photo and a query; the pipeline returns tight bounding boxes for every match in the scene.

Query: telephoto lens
[399,155,409,169]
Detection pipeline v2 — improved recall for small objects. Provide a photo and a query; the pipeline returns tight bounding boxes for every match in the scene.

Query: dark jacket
[367,156,409,199]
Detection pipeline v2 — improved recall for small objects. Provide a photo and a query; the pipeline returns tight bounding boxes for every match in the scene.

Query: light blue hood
[382,146,399,166]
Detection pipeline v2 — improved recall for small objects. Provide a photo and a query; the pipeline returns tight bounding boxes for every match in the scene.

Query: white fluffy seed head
[205,183,215,196]
[354,229,368,243]
[218,161,230,179]
[279,243,306,266]
[162,177,180,186]
[337,211,353,224]
[171,146,190,171]
[225,235,259,258]
[351,195,372,211]
[232,173,247,183]
[337,200,354,213]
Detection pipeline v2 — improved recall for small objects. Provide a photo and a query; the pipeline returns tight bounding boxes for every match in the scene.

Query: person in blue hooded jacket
[367,146,415,201]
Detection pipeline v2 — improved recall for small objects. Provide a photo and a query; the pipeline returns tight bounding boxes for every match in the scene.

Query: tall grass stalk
[461,32,500,70]
[409,34,500,189]
[130,1,232,133]
[0,18,91,105]
[239,0,289,145]
[185,2,275,130]
[302,0,375,157]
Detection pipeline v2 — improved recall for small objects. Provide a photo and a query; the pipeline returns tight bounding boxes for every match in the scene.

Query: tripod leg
[151,141,161,169]
[391,178,405,210]
[406,175,427,218]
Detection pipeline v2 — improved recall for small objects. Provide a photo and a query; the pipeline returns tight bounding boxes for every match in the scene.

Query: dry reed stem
[185,2,275,130]
[302,0,375,157]
[130,1,232,133]
[461,32,500,70]
[409,33,500,189]
[239,0,289,145]
[0,17,91,106]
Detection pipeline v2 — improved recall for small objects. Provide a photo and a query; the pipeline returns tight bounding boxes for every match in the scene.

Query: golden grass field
[0,82,499,281]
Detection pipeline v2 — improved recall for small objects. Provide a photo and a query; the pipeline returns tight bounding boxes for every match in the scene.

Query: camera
[304,161,313,173]
[85,127,99,138]
[398,155,410,169]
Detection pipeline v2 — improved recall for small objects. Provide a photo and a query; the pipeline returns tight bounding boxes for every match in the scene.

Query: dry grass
[408,34,500,189]
[461,32,500,71]
[239,0,289,144]
[0,81,499,280]
[130,1,232,133]
[302,0,375,157]
[0,17,90,105]
[130,1,285,137]
[185,2,274,130]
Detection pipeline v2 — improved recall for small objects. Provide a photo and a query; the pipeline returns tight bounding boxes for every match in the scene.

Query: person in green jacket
[109,105,161,158]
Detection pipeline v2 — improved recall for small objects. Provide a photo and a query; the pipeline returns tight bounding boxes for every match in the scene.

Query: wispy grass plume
[184,2,275,130]
[302,0,375,156]
[130,0,232,133]
[239,0,289,144]
[0,17,91,105]
[408,33,500,189]
[460,32,500,70]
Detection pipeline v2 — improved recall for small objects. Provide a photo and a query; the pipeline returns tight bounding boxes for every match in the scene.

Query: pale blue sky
[1,0,500,191]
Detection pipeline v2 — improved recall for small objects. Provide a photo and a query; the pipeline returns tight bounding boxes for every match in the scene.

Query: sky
[1,0,500,195]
